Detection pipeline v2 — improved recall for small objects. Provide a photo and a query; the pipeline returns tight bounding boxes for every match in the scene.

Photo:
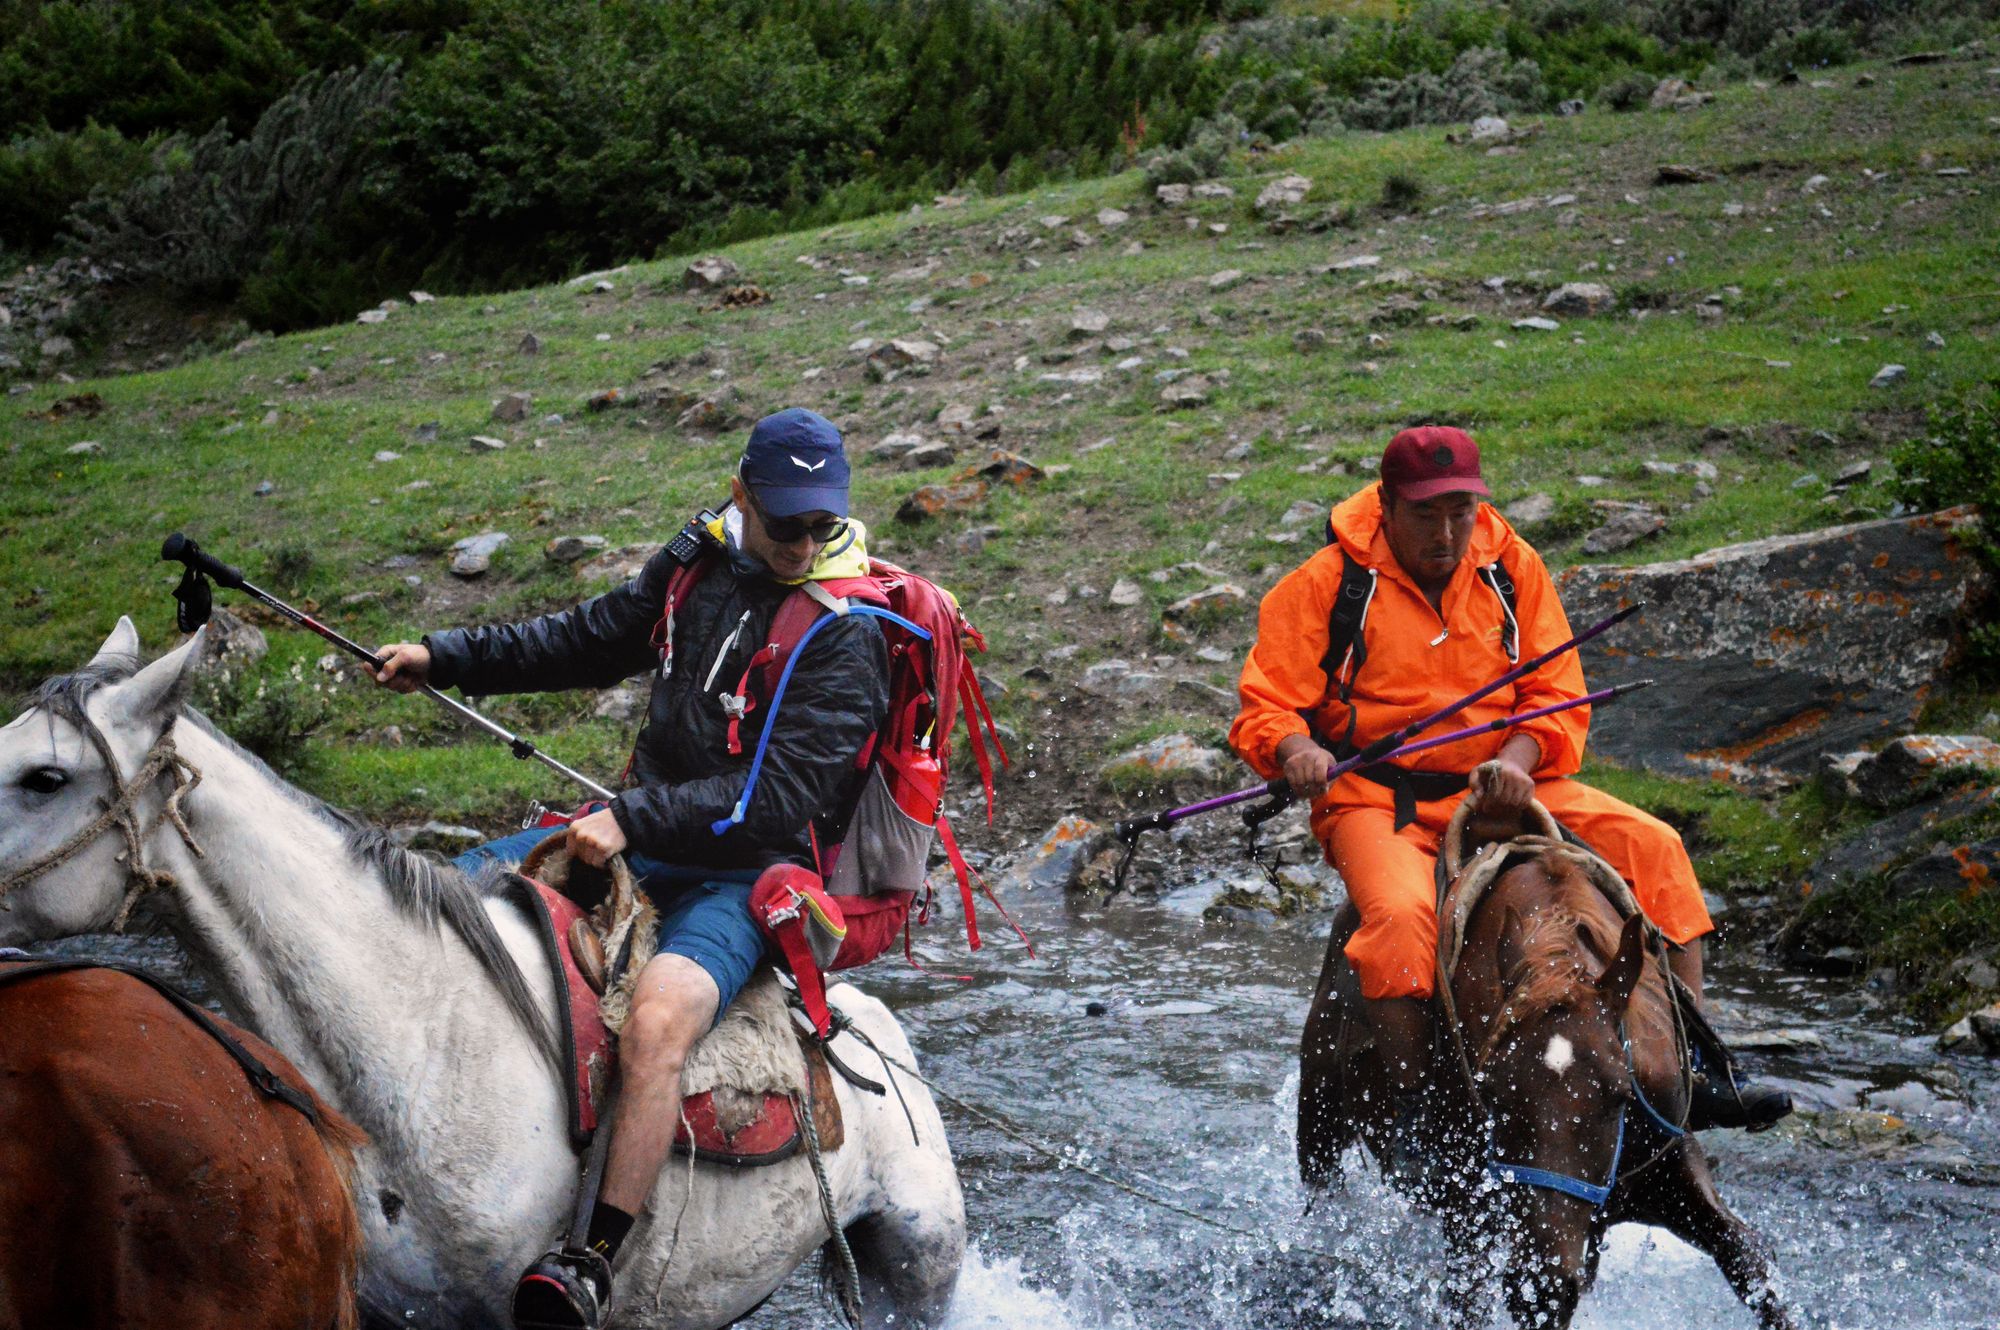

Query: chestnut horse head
[1466,882,1654,1326]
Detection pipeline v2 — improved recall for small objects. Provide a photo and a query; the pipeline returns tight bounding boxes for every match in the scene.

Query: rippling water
[744,857,2000,1330]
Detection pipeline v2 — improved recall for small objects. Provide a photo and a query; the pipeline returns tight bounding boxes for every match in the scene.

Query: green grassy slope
[2,56,1995,840]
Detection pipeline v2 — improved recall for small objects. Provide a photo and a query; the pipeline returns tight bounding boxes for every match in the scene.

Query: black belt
[1347,760,1469,830]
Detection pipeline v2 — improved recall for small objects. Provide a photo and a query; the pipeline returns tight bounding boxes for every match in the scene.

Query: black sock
[585,1202,636,1263]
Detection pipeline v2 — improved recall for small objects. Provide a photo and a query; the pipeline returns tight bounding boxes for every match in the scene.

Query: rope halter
[0,717,205,932]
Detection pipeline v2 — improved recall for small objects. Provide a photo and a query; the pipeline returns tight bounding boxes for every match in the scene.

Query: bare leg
[1362,996,1431,1093]
[600,953,720,1214]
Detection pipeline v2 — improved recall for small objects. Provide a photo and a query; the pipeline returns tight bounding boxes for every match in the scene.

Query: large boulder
[1555,507,1989,781]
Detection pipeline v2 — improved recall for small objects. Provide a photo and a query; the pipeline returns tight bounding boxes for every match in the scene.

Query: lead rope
[796,1066,863,1328]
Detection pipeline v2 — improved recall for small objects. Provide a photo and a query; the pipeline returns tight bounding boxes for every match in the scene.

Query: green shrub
[0,121,161,258]
[66,62,401,299]
[193,654,335,778]
[1754,23,1859,74]
[1598,69,1658,110]
[1893,382,2000,676]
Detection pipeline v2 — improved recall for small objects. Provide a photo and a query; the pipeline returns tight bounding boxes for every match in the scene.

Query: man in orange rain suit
[1230,425,1789,1133]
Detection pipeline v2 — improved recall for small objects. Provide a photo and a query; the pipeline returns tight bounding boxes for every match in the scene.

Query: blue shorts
[457,828,768,1021]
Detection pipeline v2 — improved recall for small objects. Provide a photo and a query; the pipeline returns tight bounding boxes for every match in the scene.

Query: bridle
[0,713,205,932]
[1483,1020,1688,1209]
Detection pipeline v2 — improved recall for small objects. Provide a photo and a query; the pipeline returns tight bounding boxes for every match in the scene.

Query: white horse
[0,620,965,1329]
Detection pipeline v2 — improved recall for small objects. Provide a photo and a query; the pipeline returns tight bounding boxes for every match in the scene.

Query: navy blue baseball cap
[739,408,850,517]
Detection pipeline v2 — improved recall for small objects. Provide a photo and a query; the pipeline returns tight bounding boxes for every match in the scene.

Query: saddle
[496,842,843,1165]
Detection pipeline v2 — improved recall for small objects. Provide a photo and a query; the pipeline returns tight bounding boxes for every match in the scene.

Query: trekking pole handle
[161,533,248,590]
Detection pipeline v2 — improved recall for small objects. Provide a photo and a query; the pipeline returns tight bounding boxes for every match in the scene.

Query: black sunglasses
[744,490,847,545]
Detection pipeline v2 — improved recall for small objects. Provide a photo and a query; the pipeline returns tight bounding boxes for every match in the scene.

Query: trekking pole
[161,533,615,802]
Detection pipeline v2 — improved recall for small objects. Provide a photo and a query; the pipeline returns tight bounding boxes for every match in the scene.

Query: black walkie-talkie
[666,507,724,565]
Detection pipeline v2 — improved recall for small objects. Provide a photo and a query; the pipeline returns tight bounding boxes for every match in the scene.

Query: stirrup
[513,1246,612,1330]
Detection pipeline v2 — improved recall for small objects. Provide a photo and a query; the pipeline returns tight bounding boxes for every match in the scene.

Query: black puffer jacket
[423,540,888,873]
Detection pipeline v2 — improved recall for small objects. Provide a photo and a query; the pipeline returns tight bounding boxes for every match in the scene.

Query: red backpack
[652,547,1025,1011]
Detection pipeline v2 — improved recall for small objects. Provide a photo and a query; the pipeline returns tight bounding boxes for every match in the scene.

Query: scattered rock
[1580,503,1666,555]
[958,449,1045,488]
[896,481,989,523]
[593,682,646,723]
[587,388,622,412]
[38,334,74,359]
[492,391,532,423]
[468,435,508,452]
[64,439,103,455]
[1328,254,1383,272]
[1469,115,1512,142]
[1847,736,2000,808]
[1096,207,1130,228]
[1161,583,1246,642]
[1255,174,1313,215]
[449,531,510,578]
[868,338,941,375]
[1007,815,1112,892]
[1556,507,1992,780]
[252,480,276,497]
[1642,459,1719,481]
[1831,460,1874,489]
[675,387,740,433]
[204,608,269,666]
[1504,493,1557,525]
[1511,316,1561,332]
[1110,577,1145,607]
[1069,308,1111,339]
[1541,282,1616,316]
[576,543,653,583]
[355,309,389,325]
[870,431,926,461]
[1925,331,1947,351]
[1191,183,1235,200]
[545,534,608,564]
[1802,174,1832,194]
[1207,269,1245,291]
[1155,183,1191,207]
[682,256,743,290]
[1099,734,1230,787]
[1870,363,1908,389]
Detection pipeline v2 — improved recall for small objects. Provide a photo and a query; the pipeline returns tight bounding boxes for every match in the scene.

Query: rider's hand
[568,808,628,869]
[1276,735,1338,799]
[1470,756,1536,818]
[373,643,432,693]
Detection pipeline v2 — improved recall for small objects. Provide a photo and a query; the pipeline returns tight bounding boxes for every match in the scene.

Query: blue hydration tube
[710,603,931,836]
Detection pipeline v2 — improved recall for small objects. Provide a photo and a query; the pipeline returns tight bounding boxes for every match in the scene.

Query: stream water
[738,853,2000,1330]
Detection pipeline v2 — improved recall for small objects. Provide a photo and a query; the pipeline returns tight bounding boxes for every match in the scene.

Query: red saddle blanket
[510,876,818,1166]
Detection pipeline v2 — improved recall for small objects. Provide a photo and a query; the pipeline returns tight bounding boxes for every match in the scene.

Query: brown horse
[0,959,367,1330]
[1298,806,1798,1329]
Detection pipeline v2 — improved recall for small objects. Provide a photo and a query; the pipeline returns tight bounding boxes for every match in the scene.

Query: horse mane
[29,654,560,1068]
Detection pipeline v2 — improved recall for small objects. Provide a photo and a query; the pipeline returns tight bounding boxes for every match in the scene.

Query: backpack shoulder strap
[1319,550,1379,703]
[1478,556,1520,663]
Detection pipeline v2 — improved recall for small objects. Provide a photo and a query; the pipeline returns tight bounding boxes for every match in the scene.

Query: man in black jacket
[372,407,888,1330]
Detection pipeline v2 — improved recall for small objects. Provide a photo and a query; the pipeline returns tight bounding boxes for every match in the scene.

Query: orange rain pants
[1327,777,1713,1000]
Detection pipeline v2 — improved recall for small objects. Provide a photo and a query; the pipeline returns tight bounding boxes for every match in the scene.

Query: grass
[3,50,1997,853]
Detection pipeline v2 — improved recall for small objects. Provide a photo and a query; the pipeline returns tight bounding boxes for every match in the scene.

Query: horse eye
[20,767,68,796]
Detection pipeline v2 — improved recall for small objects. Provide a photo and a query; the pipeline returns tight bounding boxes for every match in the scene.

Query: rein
[0,717,205,931]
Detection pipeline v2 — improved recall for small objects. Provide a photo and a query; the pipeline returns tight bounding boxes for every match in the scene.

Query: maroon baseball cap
[1380,426,1490,502]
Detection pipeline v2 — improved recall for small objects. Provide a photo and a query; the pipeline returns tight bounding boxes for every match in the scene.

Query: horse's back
[0,967,364,1330]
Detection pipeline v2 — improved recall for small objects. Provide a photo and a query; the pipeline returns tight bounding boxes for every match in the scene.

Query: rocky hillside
[3,51,1998,1014]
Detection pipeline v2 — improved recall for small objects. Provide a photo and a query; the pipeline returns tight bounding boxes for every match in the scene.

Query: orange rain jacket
[1230,483,1586,816]
[1230,484,1711,999]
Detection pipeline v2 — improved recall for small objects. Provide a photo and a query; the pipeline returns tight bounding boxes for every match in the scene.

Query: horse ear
[87,616,142,672]
[1596,913,1647,1011]
[110,627,210,727]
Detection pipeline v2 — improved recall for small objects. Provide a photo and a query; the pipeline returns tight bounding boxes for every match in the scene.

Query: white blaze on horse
[0,620,966,1329]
